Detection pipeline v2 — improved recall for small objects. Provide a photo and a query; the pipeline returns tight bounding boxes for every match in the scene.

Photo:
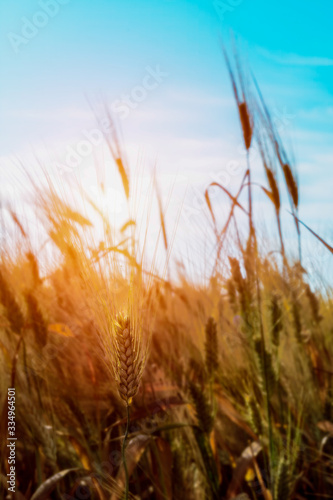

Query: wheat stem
[122,403,130,500]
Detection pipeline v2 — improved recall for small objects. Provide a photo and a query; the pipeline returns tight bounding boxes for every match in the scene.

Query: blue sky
[0,0,332,282]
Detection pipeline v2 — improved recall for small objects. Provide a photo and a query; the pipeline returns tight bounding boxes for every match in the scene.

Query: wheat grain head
[111,312,147,406]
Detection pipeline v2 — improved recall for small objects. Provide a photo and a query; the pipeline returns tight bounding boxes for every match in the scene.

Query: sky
[0,0,332,283]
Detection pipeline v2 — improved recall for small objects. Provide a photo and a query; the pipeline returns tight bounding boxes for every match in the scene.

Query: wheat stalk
[109,311,148,500]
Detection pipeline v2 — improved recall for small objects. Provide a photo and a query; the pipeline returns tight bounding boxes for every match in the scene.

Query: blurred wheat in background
[1,48,333,500]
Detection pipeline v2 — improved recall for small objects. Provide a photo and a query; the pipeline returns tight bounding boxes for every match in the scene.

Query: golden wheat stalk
[109,311,148,500]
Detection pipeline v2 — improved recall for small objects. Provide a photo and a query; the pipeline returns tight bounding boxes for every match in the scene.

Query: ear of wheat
[282,163,298,209]
[265,166,280,212]
[188,380,214,435]
[25,291,48,348]
[113,313,145,406]
[239,101,253,151]
[110,311,148,500]
[271,294,283,348]
[305,284,322,324]
[204,316,219,379]
[0,270,24,334]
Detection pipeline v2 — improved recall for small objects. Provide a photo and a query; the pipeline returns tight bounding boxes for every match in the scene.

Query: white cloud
[5,107,93,122]
[258,48,333,67]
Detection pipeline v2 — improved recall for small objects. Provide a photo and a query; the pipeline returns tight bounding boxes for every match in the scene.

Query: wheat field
[0,52,333,500]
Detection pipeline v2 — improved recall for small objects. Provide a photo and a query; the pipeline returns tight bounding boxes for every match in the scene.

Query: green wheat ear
[246,395,263,436]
